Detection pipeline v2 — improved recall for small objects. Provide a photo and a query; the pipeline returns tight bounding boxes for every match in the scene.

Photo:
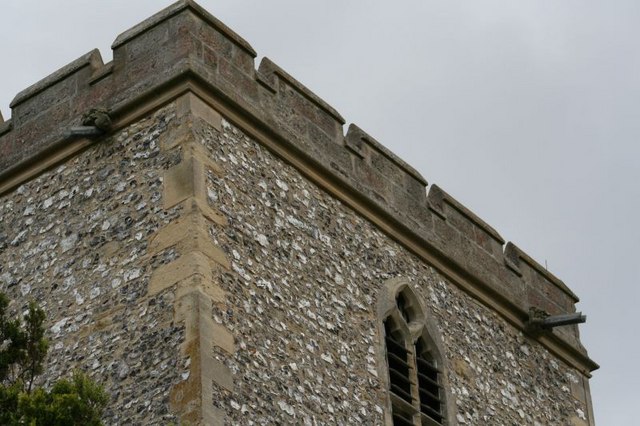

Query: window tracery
[377,278,451,426]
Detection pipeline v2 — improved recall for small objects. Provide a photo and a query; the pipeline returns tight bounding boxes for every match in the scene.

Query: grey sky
[1,1,636,423]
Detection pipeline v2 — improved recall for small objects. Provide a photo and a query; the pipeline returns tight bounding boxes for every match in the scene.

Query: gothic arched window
[377,278,451,426]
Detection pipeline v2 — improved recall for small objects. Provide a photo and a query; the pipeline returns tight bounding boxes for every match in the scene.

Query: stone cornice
[0,0,598,375]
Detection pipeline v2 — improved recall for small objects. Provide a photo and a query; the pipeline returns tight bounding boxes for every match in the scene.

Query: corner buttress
[146,93,233,425]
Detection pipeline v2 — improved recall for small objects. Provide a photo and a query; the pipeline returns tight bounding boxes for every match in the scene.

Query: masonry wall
[0,1,596,425]
[0,103,186,425]
[0,96,593,425]
[192,111,592,425]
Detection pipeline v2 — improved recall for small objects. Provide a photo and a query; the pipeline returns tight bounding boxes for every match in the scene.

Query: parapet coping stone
[0,0,597,373]
[428,184,504,244]
[0,116,8,136]
[505,242,579,302]
[111,0,256,57]
[345,123,427,186]
[257,57,345,124]
[10,50,102,108]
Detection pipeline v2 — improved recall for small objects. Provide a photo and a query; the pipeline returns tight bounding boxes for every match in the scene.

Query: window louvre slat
[420,403,443,423]
[416,356,441,374]
[390,384,414,403]
[393,413,413,426]
[415,343,443,424]
[388,352,411,369]
[389,368,416,386]
[418,387,441,404]
[392,412,415,426]
[384,292,448,426]
[416,372,441,389]
[386,336,410,354]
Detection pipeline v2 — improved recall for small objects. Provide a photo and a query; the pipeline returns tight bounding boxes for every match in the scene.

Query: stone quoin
[0,1,597,425]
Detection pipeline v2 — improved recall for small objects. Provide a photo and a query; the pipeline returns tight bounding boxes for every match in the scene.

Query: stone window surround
[377,277,457,426]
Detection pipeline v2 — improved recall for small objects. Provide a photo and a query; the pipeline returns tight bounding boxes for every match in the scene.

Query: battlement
[0,110,9,137]
[0,0,596,373]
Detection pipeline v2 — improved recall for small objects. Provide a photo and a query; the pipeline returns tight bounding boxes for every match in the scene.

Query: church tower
[0,1,597,424]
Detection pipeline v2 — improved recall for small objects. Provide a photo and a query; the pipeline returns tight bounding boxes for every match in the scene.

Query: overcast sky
[1,1,637,423]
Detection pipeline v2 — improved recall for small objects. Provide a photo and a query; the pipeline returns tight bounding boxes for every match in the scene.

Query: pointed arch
[376,278,455,426]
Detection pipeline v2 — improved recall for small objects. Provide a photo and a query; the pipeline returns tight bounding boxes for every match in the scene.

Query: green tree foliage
[0,293,108,425]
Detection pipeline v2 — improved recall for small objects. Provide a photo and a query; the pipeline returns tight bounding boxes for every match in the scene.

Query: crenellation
[345,124,428,221]
[10,49,104,127]
[9,49,104,110]
[111,15,181,92]
[0,4,598,423]
[427,202,526,312]
[258,57,344,123]
[345,123,427,185]
[89,61,114,86]
[504,241,583,348]
[258,57,345,140]
[112,0,255,57]
[218,55,260,103]
[0,49,109,177]
[505,243,578,302]
[0,0,577,330]
[428,184,505,259]
[193,16,255,77]
[0,117,8,138]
